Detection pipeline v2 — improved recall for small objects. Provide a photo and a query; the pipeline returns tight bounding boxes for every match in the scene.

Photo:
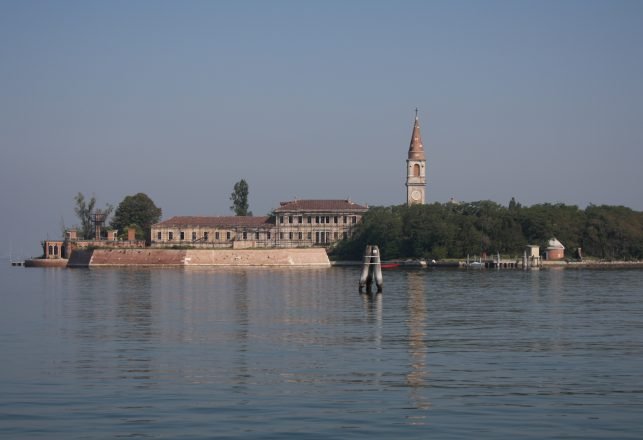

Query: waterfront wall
[67,248,331,267]
[24,258,68,268]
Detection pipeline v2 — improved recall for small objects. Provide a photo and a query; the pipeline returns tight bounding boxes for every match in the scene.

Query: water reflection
[405,271,430,415]
[4,265,643,439]
[69,269,157,437]
[232,270,249,392]
[114,270,155,387]
[72,270,156,387]
[360,292,383,349]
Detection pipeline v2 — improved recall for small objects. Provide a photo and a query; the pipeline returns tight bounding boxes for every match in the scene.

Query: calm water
[1,263,642,439]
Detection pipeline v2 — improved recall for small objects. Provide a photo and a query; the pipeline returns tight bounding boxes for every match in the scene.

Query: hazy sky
[2,0,642,256]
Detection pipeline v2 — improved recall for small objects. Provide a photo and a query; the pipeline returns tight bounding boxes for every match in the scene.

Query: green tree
[110,193,162,240]
[332,206,404,260]
[331,200,643,261]
[73,193,113,239]
[230,179,251,216]
[583,205,643,259]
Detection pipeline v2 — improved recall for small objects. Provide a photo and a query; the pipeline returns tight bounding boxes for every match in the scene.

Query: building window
[157,232,162,240]
[289,232,293,240]
[352,216,357,224]
[192,232,197,241]
[307,232,312,240]
[267,232,271,240]
[280,232,284,240]
[344,216,347,223]
[215,232,220,240]
[289,216,293,224]
[226,232,231,240]
[168,232,174,241]
[280,216,284,224]
[325,216,330,223]
[298,216,303,223]
[334,216,338,224]
[243,232,247,240]
[315,216,320,224]
[334,232,339,240]
[53,245,58,255]
[180,231,185,241]
[298,232,302,240]
[255,232,260,240]
[204,232,209,241]
[307,216,312,224]
[48,245,53,255]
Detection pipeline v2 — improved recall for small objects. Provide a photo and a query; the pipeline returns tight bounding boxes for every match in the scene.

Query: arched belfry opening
[413,163,421,177]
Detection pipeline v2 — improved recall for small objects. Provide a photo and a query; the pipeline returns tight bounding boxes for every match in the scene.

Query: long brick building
[151,199,368,249]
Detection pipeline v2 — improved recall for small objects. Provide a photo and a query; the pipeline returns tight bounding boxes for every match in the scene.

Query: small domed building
[546,238,565,260]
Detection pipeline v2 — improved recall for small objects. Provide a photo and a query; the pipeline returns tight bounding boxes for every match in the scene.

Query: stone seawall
[24,258,69,268]
[67,248,330,267]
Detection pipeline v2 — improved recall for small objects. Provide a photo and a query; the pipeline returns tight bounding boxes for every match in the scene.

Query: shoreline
[331,259,643,270]
[541,260,643,269]
[15,253,643,270]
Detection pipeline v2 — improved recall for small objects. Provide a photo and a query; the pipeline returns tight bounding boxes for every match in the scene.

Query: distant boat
[465,254,484,269]
[381,263,401,269]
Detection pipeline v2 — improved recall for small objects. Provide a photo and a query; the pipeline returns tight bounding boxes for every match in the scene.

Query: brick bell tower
[406,109,427,206]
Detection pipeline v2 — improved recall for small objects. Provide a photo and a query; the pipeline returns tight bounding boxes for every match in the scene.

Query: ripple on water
[1,266,642,438]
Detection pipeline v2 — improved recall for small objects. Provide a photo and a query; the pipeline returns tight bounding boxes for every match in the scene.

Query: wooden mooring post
[359,245,383,293]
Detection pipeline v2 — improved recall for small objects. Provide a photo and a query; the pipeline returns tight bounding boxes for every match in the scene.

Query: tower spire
[408,110,425,160]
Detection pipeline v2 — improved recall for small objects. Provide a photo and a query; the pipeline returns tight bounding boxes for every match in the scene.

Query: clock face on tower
[411,190,422,201]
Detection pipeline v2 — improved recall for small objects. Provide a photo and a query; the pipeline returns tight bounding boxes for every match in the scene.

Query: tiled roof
[275,199,368,213]
[154,216,272,228]
[408,114,426,160]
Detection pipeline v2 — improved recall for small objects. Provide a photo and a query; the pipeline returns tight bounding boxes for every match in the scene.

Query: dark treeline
[331,199,643,261]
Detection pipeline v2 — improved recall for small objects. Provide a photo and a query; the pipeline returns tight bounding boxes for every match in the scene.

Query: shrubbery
[331,201,643,261]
